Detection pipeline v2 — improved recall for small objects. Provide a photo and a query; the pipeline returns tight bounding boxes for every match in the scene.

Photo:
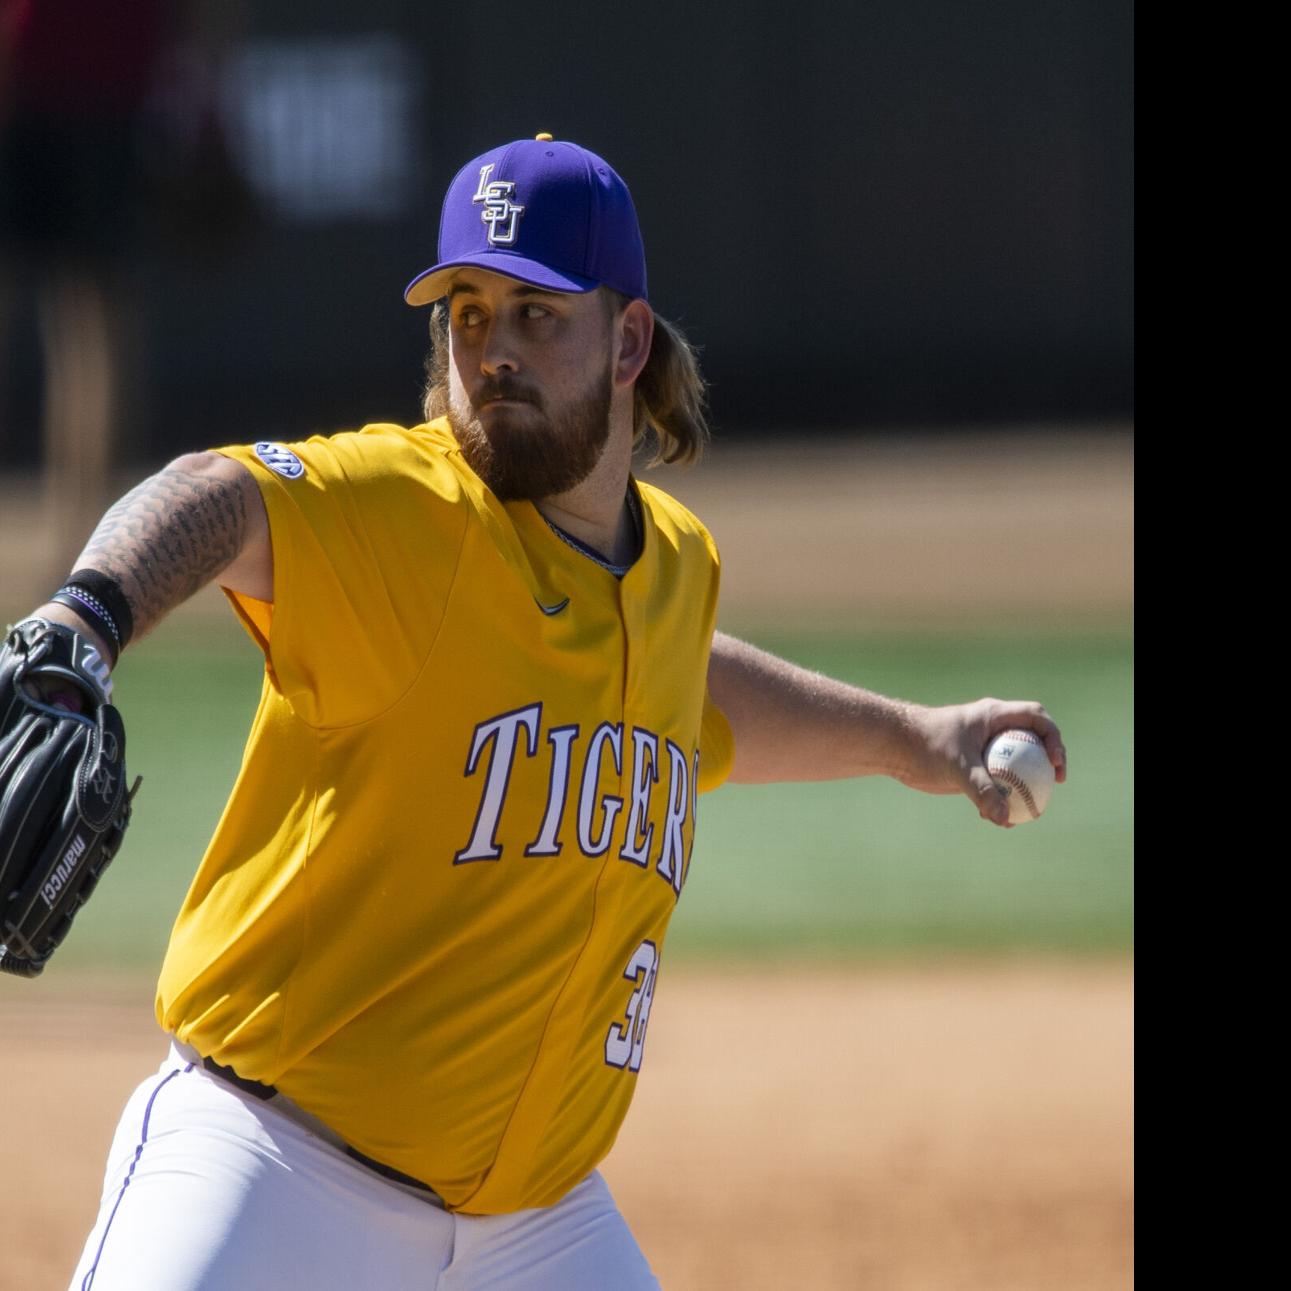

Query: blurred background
[1,0,1131,516]
[1,1,1132,1287]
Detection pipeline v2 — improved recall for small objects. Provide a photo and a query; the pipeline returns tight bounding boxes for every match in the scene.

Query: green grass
[670,631,1133,958]
[44,619,1131,973]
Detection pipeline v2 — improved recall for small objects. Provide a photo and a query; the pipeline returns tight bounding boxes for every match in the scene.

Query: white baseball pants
[69,1041,661,1290]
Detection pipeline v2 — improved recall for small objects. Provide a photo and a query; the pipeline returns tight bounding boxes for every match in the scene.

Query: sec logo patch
[254,441,306,479]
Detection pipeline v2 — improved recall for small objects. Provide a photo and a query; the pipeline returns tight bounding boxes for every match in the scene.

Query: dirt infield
[2,960,1131,1289]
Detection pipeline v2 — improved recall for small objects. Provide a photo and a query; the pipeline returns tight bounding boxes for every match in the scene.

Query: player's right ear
[613,298,654,389]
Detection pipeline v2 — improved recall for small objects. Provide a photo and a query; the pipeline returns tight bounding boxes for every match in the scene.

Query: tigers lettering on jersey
[159,421,732,1215]
[452,703,698,897]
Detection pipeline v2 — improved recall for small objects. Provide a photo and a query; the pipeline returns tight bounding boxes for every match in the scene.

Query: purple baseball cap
[403,134,648,306]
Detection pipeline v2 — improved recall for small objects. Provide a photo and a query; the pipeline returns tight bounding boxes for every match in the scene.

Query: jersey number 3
[604,940,659,1073]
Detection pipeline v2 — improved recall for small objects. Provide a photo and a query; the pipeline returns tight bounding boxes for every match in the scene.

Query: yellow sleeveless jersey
[155,419,733,1214]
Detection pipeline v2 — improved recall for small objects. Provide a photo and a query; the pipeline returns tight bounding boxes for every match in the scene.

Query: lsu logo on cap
[472,164,525,246]
[254,442,305,479]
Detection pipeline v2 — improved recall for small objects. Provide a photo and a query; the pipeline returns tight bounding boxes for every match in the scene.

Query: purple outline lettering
[577,721,624,857]
[453,703,542,863]
[618,727,660,867]
[524,724,580,857]
[604,939,659,1071]
[655,739,691,895]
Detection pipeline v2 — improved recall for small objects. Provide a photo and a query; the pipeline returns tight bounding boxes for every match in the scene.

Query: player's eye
[519,303,551,321]
[456,306,485,328]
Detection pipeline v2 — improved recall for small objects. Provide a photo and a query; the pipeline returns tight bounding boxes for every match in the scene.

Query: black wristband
[65,569,134,649]
[49,589,121,667]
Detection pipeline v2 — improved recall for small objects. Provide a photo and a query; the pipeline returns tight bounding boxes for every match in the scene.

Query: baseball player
[18,135,1065,1290]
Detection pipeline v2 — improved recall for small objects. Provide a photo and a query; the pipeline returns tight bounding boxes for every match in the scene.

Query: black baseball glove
[0,618,140,978]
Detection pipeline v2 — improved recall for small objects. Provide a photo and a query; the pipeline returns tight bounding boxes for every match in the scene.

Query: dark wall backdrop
[5,0,1133,460]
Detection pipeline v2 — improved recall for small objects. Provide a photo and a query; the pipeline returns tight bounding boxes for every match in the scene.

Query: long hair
[421,288,710,466]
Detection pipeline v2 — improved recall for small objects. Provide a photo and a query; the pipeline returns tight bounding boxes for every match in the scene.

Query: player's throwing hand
[896,698,1067,827]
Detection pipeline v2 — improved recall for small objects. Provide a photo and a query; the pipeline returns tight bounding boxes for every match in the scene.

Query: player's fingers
[1044,728,1067,783]
[967,765,1011,827]
[989,702,1068,784]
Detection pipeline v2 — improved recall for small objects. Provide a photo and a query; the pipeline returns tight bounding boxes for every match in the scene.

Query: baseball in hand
[984,729,1055,824]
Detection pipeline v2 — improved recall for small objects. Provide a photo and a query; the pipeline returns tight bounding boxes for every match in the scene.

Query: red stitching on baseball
[990,767,1039,818]
[998,729,1042,746]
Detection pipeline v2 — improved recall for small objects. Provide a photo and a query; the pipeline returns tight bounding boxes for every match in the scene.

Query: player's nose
[479,319,521,374]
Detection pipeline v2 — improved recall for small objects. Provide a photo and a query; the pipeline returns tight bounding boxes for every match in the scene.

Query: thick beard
[447,363,614,502]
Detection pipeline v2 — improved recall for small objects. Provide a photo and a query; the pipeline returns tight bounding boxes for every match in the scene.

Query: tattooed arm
[34,453,272,666]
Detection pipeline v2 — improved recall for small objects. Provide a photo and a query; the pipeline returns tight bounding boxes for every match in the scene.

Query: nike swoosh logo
[534,596,571,616]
